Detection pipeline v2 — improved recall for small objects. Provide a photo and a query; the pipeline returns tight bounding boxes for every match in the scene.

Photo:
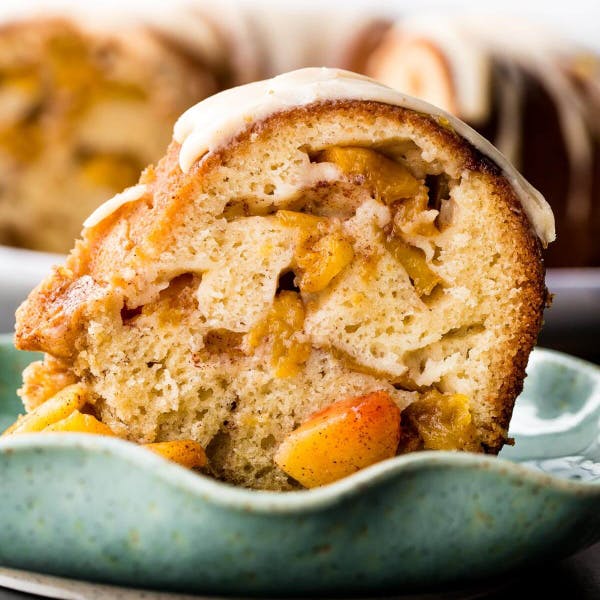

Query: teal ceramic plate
[0,565,509,600]
[0,335,598,597]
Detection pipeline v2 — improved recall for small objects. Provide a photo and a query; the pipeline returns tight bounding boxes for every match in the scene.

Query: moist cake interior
[18,99,546,490]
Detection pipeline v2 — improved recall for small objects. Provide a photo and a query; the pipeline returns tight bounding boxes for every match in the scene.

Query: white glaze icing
[174,67,555,245]
[83,184,148,228]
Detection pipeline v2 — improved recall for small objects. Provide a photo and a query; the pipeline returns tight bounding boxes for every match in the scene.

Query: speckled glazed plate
[0,565,510,600]
[0,336,599,597]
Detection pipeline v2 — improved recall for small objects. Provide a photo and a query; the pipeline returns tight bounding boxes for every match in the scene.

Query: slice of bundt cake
[13,68,554,490]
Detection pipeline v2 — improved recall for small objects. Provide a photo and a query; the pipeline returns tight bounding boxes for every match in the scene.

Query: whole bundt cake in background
[0,4,258,254]
[13,68,554,490]
[344,15,600,267]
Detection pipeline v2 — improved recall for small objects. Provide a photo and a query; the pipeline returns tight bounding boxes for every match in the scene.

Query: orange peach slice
[275,210,328,237]
[144,440,208,469]
[274,391,401,488]
[316,146,421,204]
[276,210,354,294]
[246,291,311,378]
[42,411,117,436]
[404,391,479,451]
[296,233,354,293]
[386,237,442,296]
[2,383,87,436]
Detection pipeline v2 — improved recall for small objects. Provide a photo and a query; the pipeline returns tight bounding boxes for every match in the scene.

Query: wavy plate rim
[1,343,599,513]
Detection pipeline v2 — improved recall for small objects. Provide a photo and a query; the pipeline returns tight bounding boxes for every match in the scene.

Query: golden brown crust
[18,356,77,412]
[15,268,110,359]
[474,172,547,453]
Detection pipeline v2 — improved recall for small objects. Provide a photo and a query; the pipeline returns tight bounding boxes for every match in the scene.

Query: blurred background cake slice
[0,3,258,254]
[343,14,600,268]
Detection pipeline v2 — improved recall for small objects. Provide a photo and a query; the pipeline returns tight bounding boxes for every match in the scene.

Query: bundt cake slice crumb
[14,68,553,490]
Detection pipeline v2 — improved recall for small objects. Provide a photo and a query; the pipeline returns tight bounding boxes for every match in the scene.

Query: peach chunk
[394,193,439,238]
[144,440,208,469]
[317,146,421,204]
[403,391,479,451]
[247,291,311,378]
[42,411,117,436]
[274,391,401,488]
[276,210,328,237]
[386,237,442,296]
[276,210,354,293]
[2,383,87,436]
[296,233,354,293]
